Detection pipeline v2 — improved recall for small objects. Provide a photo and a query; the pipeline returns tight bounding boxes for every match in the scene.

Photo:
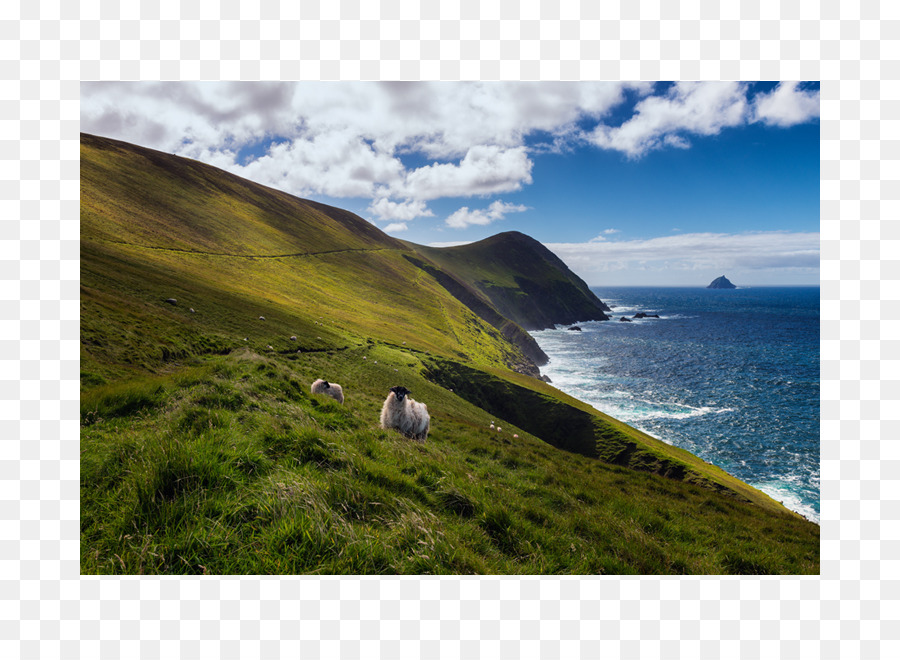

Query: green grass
[81,350,818,575]
[80,133,820,574]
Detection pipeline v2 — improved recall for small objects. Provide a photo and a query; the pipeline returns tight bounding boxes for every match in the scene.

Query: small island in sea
[707,275,737,289]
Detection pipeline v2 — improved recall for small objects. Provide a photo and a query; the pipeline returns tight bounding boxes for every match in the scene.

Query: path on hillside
[91,237,401,259]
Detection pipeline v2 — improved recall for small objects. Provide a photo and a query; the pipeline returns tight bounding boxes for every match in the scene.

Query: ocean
[530,286,820,523]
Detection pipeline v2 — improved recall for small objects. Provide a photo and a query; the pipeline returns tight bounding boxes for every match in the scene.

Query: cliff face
[707,275,737,289]
[407,232,611,331]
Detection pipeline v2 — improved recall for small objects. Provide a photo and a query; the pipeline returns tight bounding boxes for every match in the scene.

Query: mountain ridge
[406,232,611,331]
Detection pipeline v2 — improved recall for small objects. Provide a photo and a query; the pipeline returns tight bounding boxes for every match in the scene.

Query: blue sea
[530,286,820,523]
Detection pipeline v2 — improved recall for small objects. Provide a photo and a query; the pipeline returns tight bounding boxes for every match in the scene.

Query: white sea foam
[532,291,820,526]
[752,481,820,524]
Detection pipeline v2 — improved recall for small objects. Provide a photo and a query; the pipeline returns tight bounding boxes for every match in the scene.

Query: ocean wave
[633,400,734,420]
[533,286,820,522]
[751,481,820,524]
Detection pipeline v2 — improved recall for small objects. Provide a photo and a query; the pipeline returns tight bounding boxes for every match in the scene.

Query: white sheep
[380,386,429,442]
[311,378,344,404]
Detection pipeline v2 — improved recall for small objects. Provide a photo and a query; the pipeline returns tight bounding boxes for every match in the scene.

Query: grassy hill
[80,133,819,574]
[407,232,611,331]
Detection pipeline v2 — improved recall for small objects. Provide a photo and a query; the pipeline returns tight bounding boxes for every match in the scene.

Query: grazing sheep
[311,378,344,404]
[380,386,430,441]
[290,335,297,341]
[259,316,266,321]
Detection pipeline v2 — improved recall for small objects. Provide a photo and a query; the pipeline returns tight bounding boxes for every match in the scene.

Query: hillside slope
[80,133,819,574]
[408,233,611,330]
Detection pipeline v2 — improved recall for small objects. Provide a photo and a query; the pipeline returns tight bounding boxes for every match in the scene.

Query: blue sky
[81,81,819,286]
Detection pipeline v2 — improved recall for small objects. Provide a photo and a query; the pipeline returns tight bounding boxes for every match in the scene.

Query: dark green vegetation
[81,133,819,574]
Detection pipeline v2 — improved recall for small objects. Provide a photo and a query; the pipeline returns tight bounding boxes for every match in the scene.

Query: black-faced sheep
[311,378,344,404]
[380,386,429,442]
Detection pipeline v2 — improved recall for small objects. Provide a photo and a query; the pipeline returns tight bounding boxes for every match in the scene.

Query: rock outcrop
[707,276,737,289]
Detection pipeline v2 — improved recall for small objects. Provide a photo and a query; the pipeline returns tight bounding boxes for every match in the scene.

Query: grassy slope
[80,134,819,574]
[407,232,610,330]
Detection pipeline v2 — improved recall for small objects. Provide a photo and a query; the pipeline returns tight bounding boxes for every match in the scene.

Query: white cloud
[367,198,434,221]
[445,200,529,229]
[79,81,643,198]
[397,146,534,201]
[80,81,819,220]
[547,231,820,282]
[751,82,820,127]
[382,222,409,233]
[588,229,621,242]
[588,82,749,158]
[230,132,406,199]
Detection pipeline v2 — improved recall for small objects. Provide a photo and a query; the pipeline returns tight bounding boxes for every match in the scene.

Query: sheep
[380,386,429,442]
[311,378,344,404]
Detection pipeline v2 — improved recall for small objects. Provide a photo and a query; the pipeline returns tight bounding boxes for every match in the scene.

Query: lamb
[310,378,344,404]
[380,386,430,442]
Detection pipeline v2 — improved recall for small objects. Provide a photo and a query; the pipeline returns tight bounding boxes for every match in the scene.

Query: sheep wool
[311,378,344,404]
[380,386,430,442]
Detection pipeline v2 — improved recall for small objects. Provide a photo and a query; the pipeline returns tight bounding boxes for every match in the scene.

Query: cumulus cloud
[751,82,820,127]
[382,222,409,233]
[588,82,749,158]
[445,200,529,229]
[367,198,434,222]
[230,132,406,199]
[80,81,819,220]
[79,82,644,205]
[547,231,820,280]
[397,146,534,201]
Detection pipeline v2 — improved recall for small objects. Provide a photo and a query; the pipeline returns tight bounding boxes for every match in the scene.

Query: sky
[81,81,820,286]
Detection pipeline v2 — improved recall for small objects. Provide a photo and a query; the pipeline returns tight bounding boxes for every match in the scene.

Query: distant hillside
[80,133,818,575]
[408,232,611,330]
